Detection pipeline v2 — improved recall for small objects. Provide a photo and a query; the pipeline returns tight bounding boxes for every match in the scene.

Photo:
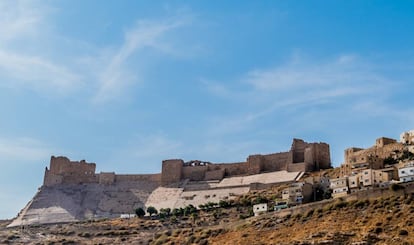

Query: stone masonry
[43,139,331,187]
[161,139,331,185]
[9,138,330,227]
[340,137,405,176]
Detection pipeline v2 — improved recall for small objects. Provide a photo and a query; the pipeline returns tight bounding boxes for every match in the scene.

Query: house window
[410,169,414,172]
[402,171,406,174]
[365,179,368,182]
[352,181,355,185]
[364,171,368,175]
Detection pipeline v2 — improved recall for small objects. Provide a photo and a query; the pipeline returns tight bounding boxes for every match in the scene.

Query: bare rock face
[8,180,160,227]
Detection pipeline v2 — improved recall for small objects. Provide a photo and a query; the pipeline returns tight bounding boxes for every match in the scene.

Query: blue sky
[1,0,414,219]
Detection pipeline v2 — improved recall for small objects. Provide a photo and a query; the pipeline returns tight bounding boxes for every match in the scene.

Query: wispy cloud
[0,0,47,42]
[93,17,191,104]
[0,0,82,95]
[0,1,195,104]
[245,54,386,93]
[203,54,394,136]
[0,50,82,94]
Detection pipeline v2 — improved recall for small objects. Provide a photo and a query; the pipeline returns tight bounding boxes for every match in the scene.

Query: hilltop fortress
[9,139,330,227]
[43,139,330,187]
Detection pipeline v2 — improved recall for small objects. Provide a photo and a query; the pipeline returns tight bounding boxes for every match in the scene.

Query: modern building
[330,177,349,198]
[398,162,414,183]
[282,182,313,204]
[253,203,268,216]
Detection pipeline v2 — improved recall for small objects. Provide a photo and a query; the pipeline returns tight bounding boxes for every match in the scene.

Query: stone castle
[44,138,331,187]
[8,138,330,227]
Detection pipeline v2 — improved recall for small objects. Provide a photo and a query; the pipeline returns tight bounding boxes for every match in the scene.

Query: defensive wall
[44,156,161,187]
[161,139,330,185]
[43,138,331,187]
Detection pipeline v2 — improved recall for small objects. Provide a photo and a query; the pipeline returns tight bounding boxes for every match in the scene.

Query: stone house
[338,167,396,194]
[330,177,349,198]
[401,130,414,145]
[282,182,313,204]
[358,168,394,188]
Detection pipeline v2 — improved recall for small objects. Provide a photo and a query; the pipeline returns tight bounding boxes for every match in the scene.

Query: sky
[1,0,414,219]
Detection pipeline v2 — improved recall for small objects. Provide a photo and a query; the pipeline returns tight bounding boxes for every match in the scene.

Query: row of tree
[134,204,199,218]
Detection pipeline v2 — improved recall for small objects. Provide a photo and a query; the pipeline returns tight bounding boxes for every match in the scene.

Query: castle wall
[261,152,290,172]
[61,174,98,185]
[99,172,115,184]
[376,137,397,147]
[316,143,331,169]
[219,162,249,176]
[115,174,161,183]
[161,159,183,185]
[43,171,63,187]
[204,169,225,180]
[44,156,98,186]
[182,165,207,181]
[304,143,331,170]
[291,139,307,163]
[42,138,331,187]
[247,155,264,174]
[49,156,96,175]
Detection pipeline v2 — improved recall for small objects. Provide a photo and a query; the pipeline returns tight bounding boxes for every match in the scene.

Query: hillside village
[5,130,414,227]
[331,130,414,199]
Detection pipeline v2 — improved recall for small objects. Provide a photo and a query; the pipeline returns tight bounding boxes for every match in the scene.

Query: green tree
[135,207,145,218]
[147,206,158,217]
[159,208,171,217]
[219,200,230,208]
[184,204,197,216]
[172,208,183,217]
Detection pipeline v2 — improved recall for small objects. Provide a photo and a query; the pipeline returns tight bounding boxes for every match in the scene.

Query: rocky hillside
[1,188,414,244]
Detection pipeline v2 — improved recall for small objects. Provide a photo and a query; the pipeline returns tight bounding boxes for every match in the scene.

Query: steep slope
[8,180,159,227]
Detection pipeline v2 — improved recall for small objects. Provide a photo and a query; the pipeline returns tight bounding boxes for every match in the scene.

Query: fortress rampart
[43,139,331,187]
[161,139,331,185]
[44,156,161,187]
